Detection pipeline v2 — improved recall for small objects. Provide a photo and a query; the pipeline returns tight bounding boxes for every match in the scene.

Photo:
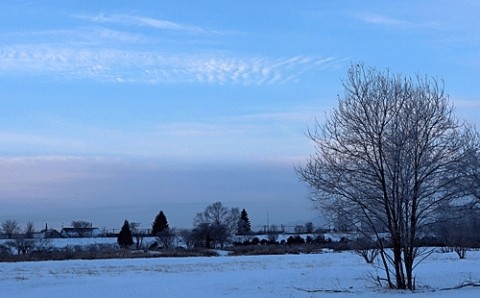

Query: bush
[287,236,305,245]
[313,234,326,244]
[149,241,159,249]
[227,243,322,256]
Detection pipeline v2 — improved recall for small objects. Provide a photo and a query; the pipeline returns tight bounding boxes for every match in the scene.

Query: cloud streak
[0,45,340,85]
[355,13,410,27]
[0,12,344,85]
[77,14,207,34]
[353,11,443,31]
[453,99,480,108]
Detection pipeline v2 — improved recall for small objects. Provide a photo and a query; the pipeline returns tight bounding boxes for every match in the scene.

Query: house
[60,227,102,238]
[32,229,63,239]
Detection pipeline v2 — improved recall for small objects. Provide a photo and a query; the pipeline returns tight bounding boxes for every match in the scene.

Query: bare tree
[129,222,146,250]
[305,222,314,234]
[24,222,35,239]
[194,202,240,248]
[436,204,480,259]
[156,228,176,250]
[1,220,20,239]
[448,128,480,203]
[297,64,480,290]
[71,221,92,238]
[178,229,196,249]
[6,237,35,255]
[352,236,380,264]
[191,223,214,248]
[34,237,53,253]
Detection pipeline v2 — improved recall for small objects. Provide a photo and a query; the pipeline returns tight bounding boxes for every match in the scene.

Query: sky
[1,1,480,231]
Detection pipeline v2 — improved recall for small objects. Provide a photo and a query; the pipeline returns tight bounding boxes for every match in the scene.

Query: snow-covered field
[1,250,480,297]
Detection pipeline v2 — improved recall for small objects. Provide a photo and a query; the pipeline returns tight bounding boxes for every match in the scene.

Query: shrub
[287,236,305,245]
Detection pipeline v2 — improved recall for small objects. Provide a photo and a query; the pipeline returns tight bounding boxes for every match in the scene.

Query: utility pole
[267,211,269,233]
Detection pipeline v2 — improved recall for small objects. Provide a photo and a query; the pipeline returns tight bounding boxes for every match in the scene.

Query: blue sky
[1,1,480,230]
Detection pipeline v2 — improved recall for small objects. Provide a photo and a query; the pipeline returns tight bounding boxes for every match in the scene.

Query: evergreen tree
[152,210,169,236]
[117,220,133,248]
[238,208,252,235]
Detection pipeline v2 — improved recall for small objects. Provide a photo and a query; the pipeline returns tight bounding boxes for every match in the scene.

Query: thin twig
[293,287,354,293]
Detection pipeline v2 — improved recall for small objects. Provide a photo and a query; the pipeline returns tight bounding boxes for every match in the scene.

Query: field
[1,249,480,297]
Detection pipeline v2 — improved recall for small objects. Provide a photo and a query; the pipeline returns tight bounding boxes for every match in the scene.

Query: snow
[0,237,119,247]
[1,250,480,297]
[47,237,120,247]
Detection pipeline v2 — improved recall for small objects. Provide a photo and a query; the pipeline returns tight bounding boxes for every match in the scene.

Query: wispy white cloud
[88,27,147,43]
[0,132,86,149]
[0,45,341,85]
[76,13,206,34]
[4,27,146,45]
[355,13,411,27]
[0,11,343,85]
[453,98,480,108]
[354,12,444,31]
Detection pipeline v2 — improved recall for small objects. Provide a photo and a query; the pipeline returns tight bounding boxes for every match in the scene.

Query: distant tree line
[3,200,479,264]
[116,202,252,249]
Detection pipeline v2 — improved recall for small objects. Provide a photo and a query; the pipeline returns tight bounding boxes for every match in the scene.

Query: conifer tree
[238,208,252,235]
[152,210,169,236]
[117,220,133,248]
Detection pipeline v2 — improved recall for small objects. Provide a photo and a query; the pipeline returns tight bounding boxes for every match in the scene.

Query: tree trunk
[405,250,414,290]
[392,234,406,289]
[379,247,394,288]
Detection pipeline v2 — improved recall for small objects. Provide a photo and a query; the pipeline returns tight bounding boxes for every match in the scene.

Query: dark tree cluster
[117,220,133,248]
[237,209,251,235]
[115,204,252,250]
[192,202,240,248]
[152,211,169,236]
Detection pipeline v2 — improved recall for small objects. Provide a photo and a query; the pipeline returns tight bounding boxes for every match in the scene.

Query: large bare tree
[194,202,240,248]
[297,64,480,290]
[1,220,20,239]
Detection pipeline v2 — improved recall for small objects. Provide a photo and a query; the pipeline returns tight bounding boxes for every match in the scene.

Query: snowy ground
[1,250,480,297]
